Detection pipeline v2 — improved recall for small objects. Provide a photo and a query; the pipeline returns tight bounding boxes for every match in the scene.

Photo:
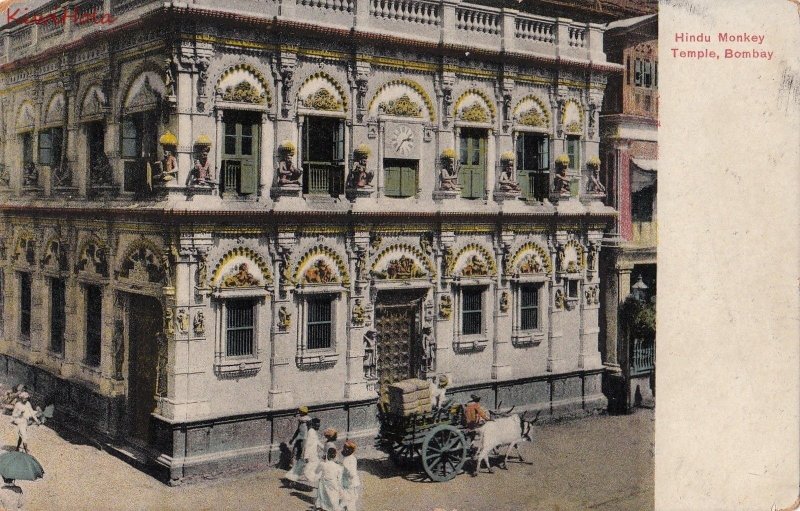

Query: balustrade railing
[515,16,555,44]
[568,25,586,48]
[370,0,440,25]
[455,6,500,35]
[304,163,344,197]
[298,0,354,14]
[631,338,654,375]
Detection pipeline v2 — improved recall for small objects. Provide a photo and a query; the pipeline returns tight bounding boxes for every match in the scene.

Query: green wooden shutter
[239,160,257,195]
[400,165,417,197]
[385,165,401,196]
[518,171,531,199]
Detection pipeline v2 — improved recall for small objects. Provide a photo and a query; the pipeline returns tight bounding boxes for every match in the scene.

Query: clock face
[390,125,415,156]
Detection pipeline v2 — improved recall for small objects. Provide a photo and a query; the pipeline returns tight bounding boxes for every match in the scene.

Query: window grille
[85,285,102,366]
[461,288,483,335]
[19,273,31,339]
[306,296,333,350]
[516,133,549,201]
[50,278,66,354]
[226,299,255,357]
[520,285,539,331]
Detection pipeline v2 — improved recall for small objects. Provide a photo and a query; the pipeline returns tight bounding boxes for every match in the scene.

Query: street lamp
[631,274,648,302]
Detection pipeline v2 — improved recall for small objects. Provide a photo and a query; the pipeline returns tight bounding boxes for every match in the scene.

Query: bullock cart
[376,379,469,482]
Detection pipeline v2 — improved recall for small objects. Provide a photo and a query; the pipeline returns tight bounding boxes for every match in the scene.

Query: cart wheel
[421,424,467,482]
[389,439,418,467]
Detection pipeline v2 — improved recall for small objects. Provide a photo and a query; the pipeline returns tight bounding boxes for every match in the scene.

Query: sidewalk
[4,408,653,511]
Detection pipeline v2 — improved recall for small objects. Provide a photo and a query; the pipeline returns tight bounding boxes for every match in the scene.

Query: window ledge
[453,337,488,353]
[296,351,338,370]
[214,358,263,379]
[512,331,545,348]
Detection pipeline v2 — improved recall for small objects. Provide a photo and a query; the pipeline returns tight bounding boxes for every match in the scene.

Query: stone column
[344,232,373,400]
[491,232,513,380]
[269,231,296,409]
[603,255,632,371]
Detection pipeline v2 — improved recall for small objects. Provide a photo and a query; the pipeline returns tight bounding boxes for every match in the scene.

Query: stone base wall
[0,353,607,483]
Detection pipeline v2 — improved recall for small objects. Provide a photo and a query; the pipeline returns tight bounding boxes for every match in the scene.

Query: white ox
[474,412,537,473]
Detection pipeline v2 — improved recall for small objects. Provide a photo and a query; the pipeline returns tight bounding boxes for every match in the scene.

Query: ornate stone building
[0,0,654,481]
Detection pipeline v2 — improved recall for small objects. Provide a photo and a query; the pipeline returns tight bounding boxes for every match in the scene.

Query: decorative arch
[118,237,166,284]
[561,99,584,134]
[211,246,272,288]
[79,84,106,119]
[558,239,586,273]
[41,235,68,273]
[454,88,496,124]
[215,63,272,107]
[450,243,497,277]
[292,245,349,285]
[123,70,165,113]
[16,101,35,130]
[513,94,551,129]
[370,243,436,280]
[44,92,65,126]
[297,71,348,113]
[12,229,36,265]
[367,79,435,122]
[76,235,109,277]
[507,242,553,276]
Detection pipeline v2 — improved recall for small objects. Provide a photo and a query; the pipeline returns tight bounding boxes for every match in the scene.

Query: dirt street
[4,409,653,511]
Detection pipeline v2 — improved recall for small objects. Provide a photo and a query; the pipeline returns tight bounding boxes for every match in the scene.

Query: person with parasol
[0,449,45,510]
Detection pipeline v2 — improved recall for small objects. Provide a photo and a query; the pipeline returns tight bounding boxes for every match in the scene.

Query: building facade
[0,0,653,481]
[599,13,658,411]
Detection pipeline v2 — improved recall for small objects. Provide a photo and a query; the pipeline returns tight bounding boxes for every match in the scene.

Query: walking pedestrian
[12,392,40,453]
[284,406,311,483]
[315,447,343,511]
[323,428,338,457]
[0,478,23,510]
[302,418,323,486]
[340,440,362,511]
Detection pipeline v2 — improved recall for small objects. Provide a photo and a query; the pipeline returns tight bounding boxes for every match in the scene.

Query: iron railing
[631,338,654,375]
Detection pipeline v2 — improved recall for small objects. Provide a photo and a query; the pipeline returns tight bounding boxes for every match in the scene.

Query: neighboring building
[599,13,658,411]
[0,0,652,482]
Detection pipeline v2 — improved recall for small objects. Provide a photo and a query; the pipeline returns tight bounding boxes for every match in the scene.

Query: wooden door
[127,294,162,443]
[375,292,424,391]
[459,129,486,199]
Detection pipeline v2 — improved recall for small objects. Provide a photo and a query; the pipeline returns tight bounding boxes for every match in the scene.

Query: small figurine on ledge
[22,161,38,187]
[586,156,606,193]
[554,154,571,194]
[497,152,521,193]
[346,145,374,189]
[439,149,460,191]
[190,135,215,187]
[154,131,178,183]
[276,140,302,186]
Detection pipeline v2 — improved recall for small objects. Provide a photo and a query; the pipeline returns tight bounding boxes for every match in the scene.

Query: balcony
[1,0,609,65]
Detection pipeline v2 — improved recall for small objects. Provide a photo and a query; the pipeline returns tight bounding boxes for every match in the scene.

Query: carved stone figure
[439,153,459,191]
[587,243,598,271]
[558,244,567,272]
[419,233,432,255]
[303,259,335,284]
[439,295,453,320]
[363,330,377,379]
[351,299,367,326]
[518,255,543,274]
[164,57,176,98]
[22,161,38,187]
[176,308,189,333]
[346,147,373,189]
[0,165,10,186]
[554,289,566,310]
[192,145,212,186]
[421,325,435,373]
[193,311,205,336]
[554,156,571,194]
[498,156,521,193]
[374,255,425,280]
[222,263,260,287]
[500,291,510,313]
[164,307,175,337]
[355,250,367,281]
[155,148,178,182]
[461,255,488,277]
[276,142,301,186]
[587,160,606,193]
[278,306,292,330]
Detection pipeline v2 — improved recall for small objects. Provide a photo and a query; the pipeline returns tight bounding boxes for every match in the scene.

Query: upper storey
[0,0,617,66]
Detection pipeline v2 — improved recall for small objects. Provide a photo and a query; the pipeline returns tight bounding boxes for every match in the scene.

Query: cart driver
[464,394,490,430]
